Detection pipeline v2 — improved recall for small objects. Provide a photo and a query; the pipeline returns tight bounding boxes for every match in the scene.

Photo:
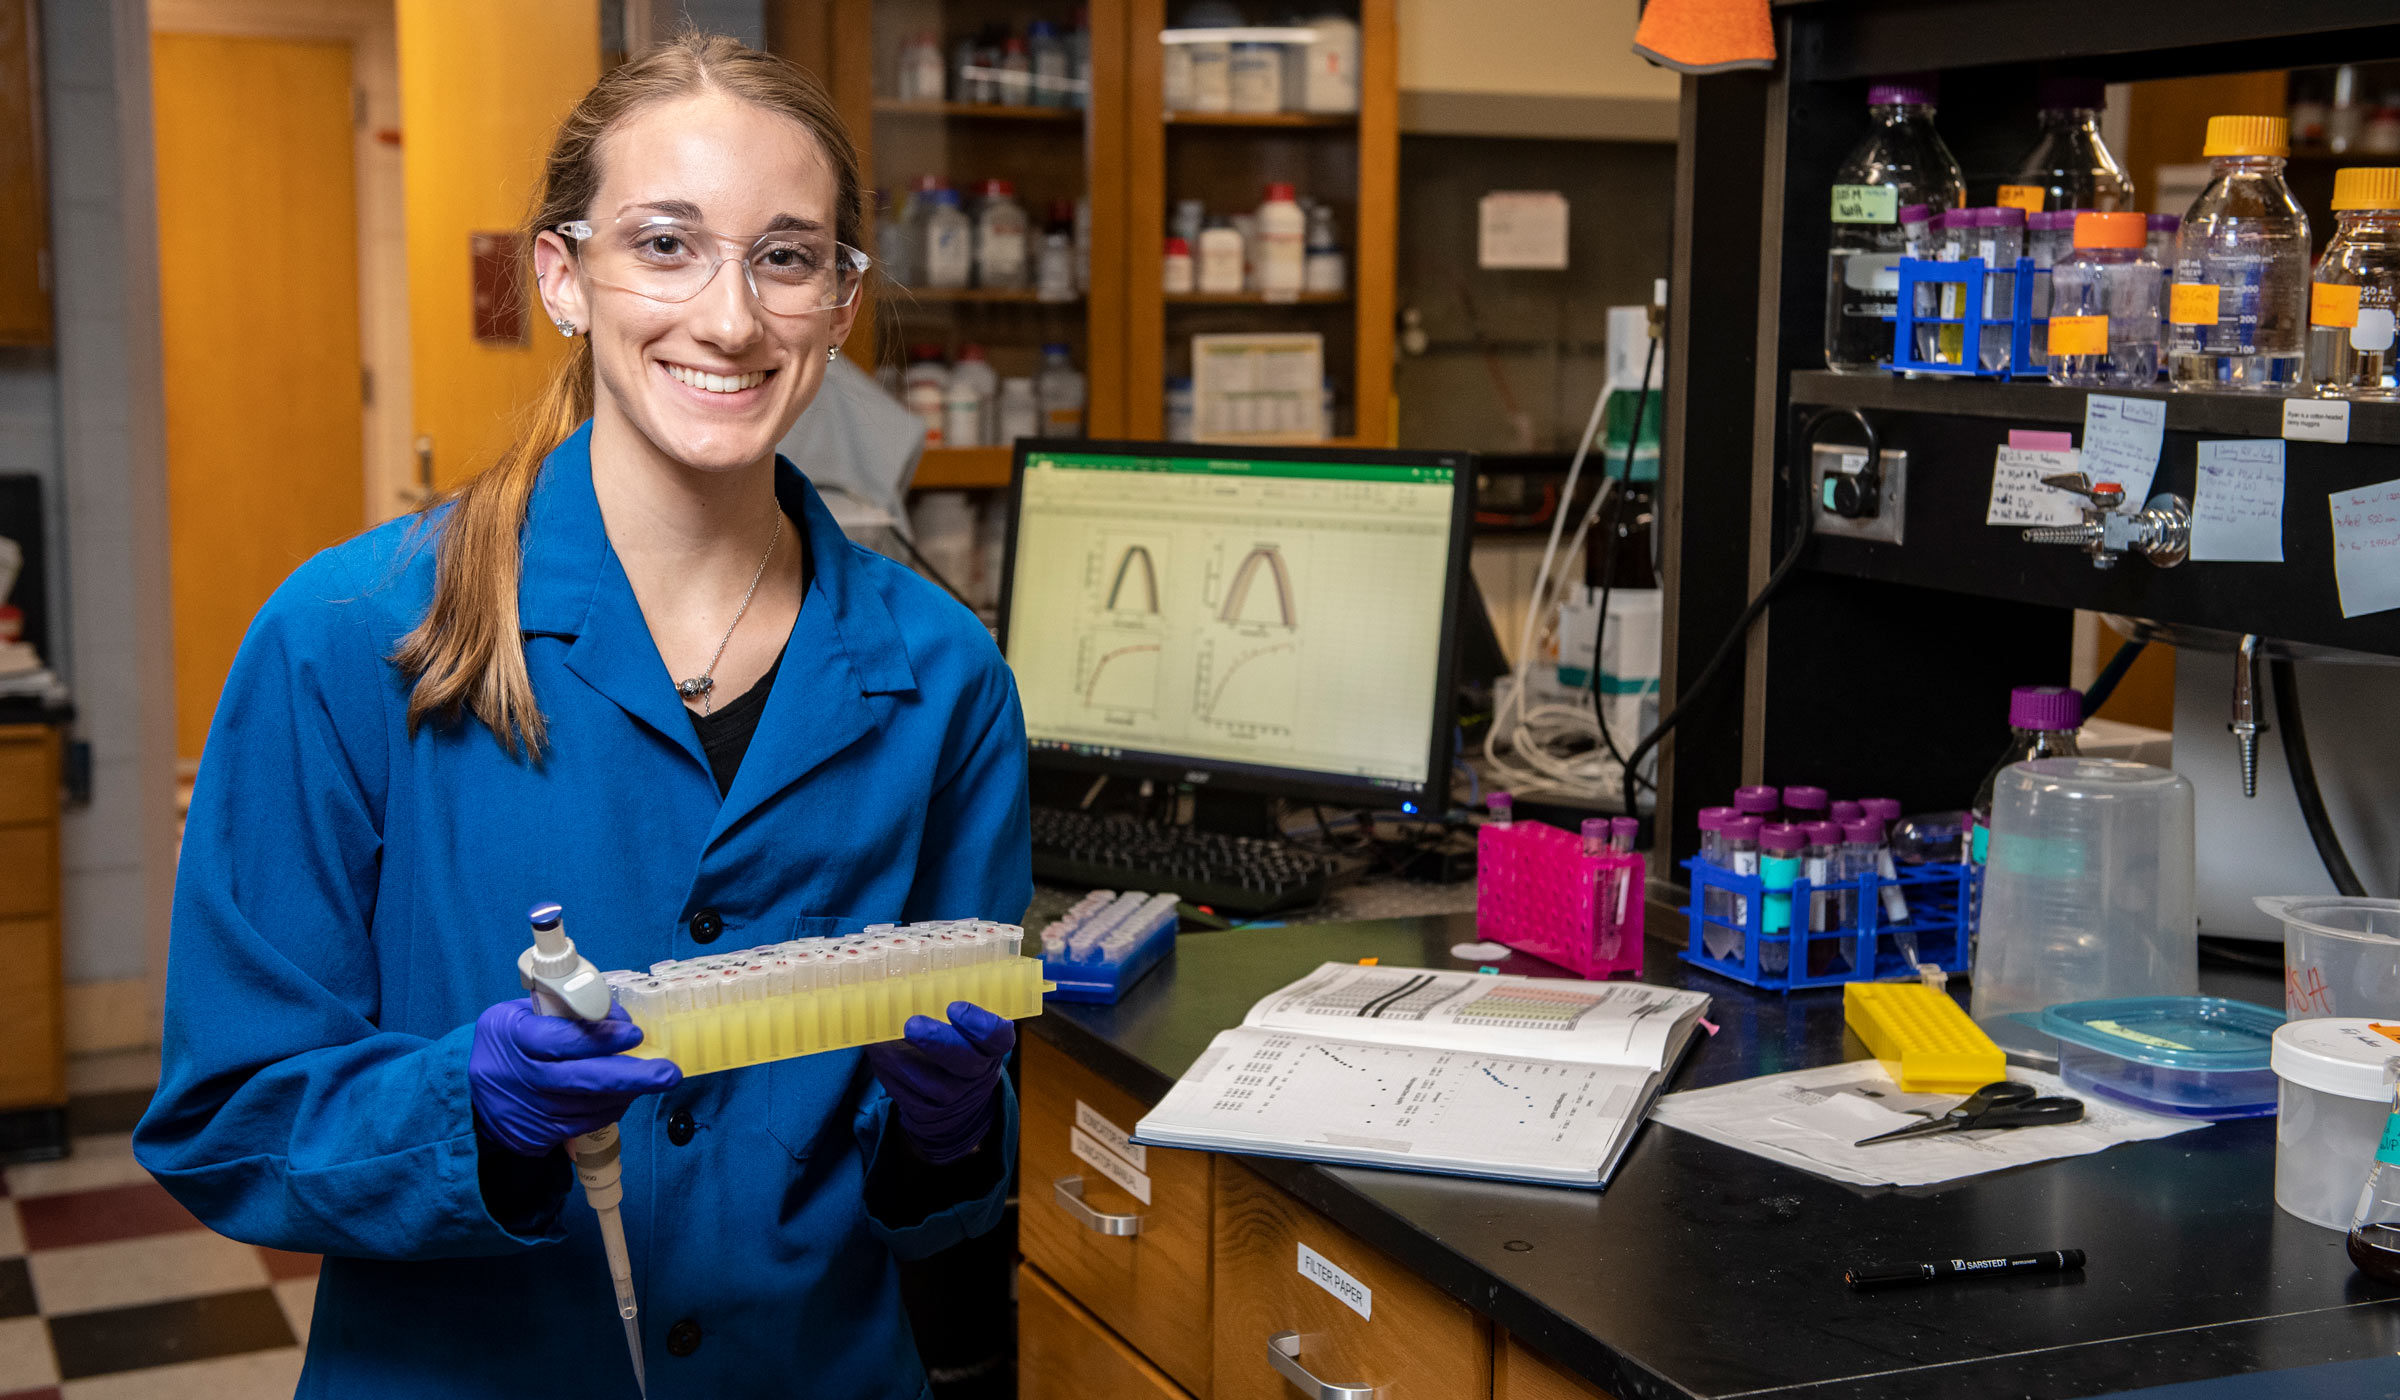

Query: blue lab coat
[132,422,1032,1399]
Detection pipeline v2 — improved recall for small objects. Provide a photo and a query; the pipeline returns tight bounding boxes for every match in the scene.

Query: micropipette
[521,902,648,1398]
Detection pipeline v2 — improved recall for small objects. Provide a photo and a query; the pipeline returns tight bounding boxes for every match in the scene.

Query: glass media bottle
[2004,77,2133,213]
[2309,166,2400,400]
[1825,75,1966,373]
[2169,115,2311,391]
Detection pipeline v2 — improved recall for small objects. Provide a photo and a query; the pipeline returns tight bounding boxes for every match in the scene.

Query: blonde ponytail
[390,33,864,757]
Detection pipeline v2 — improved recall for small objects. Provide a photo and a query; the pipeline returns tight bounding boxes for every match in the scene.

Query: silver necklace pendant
[675,676,714,701]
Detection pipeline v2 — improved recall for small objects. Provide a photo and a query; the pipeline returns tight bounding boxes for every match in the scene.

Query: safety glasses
[557,215,870,315]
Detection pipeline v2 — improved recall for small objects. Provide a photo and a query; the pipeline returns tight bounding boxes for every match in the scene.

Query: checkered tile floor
[0,1093,314,1398]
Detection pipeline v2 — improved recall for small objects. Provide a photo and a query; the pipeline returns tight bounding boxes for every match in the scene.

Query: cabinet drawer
[1212,1161,1491,1400]
[0,727,56,827]
[1020,1262,1194,1400]
[1496,1334,1613,1400]
[0,821,56,917]
[0,915,63,1108]
[1019,1035,1214,1396]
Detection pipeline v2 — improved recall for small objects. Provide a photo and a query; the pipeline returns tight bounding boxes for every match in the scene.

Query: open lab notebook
[1133,964,1712,1188]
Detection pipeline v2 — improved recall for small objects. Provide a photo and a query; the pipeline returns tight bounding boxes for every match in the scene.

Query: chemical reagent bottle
[1824,76,1966,373]
[2169,115,2310,391]
[2309,166,2400,399]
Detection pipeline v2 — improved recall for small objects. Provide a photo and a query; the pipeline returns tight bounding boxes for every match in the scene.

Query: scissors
[1854,1081,2085,1147]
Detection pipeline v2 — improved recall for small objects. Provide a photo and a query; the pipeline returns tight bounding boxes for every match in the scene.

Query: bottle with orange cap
[2166,114,2311,392]
[2308,167,2400,400]
[2048,211,2163,387]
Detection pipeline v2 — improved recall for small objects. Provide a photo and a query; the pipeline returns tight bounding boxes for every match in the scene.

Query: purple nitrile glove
[469,998,683,1158]
[864,1001,1015,1165]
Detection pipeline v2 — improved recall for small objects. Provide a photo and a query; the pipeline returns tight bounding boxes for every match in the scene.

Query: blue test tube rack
[1885,257,2048,380]
[1679,857,1975,993]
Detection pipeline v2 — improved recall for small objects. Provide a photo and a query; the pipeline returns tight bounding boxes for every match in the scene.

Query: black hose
[2270,658,2368,897]
[1589,334,1661,775]
[2079,636,2146,718]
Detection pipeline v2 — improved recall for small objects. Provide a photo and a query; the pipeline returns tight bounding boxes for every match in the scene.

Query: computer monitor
[997,439,1476,812]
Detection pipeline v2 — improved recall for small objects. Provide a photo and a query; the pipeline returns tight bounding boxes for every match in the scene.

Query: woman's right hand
[468,999,683,1156]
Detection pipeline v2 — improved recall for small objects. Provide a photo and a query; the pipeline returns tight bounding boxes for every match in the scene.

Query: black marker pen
[1846,1248,2085,1290]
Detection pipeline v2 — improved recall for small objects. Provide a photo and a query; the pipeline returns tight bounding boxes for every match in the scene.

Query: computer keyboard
[1030,806,1333,916]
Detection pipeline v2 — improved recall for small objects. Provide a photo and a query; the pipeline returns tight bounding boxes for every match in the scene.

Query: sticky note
[2284,397,2352,444]
[2313,281,2363,328]
[2169,282,2220,326]
[2048,315,2108,356]
[2079,395,2167,505]
[2331,477,2400,618]
[1996,185,2047,214]
[2191,440,2286,563]
[2008,429,2075,452]
[1986,447,2084,526]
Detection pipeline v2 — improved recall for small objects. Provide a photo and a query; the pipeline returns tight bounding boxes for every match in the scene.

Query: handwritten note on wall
[2079,395,2167,506]
[2330,476,2400,618]
[1985,447,2084,526]
[2190,440,2286,562]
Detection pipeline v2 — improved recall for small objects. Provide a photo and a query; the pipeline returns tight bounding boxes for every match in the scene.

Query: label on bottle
[2168,282,2222,326]
[1996,184,2047,214]
[1831,185,1899,225]
[2313,280,2363,328]
[2378,1111,2400,1168]
[2086,1019,2195,1051]
[2048,314,2109,356]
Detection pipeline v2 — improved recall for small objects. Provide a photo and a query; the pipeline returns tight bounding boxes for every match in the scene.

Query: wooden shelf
[911,445,1014,489]
[888,287,1087,306]
[1165,109,1355,128]
[873,98,1082,122]
[1164,291,1350,305]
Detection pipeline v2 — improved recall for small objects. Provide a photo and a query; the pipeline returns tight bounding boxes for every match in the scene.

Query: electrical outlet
[1810,444,1907,546]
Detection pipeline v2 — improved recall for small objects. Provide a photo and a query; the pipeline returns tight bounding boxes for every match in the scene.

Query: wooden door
[153,33,365,762]
[395,0,596,491]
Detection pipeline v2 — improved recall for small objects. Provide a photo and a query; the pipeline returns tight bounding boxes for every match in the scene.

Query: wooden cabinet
[1495,1334,1613,1400]
[1019,1033,1216,1395]
[0,0,49,346]
[1211,1160,1491,1400]
[1020,1262,1195,1400]
[0,726,62,1111]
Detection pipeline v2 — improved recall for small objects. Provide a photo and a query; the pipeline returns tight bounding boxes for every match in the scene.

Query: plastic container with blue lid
[2015,996,2283,1119]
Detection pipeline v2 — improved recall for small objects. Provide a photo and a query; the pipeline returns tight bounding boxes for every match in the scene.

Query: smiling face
[533,90,859,477]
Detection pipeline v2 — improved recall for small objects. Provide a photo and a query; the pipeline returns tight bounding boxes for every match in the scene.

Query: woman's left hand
[864,1002,1014,1164]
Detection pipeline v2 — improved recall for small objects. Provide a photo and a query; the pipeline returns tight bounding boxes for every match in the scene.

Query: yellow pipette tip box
[1843,981,2004,1092]
[618,955,1053,1077]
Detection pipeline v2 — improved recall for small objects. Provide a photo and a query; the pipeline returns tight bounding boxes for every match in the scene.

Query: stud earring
[554,318,578,338]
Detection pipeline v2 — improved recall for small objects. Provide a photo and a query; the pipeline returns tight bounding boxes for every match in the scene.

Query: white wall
[40,0,182,1051]
[1398,0,1673,102]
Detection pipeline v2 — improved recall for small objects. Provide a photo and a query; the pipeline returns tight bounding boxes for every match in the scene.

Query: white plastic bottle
[997,376,1040,444]
[950,343,999,444]
[902,350,949,447]
[1197,219,1244,293]
[942,375,985,448]
[1163,236,1196,293]
[1165,376,1196,440]
[1028,21,1070,107]
[1037,343,1086,438]
[2169,115,2310,391]
[1256,183,1306,300]
[1037,201,1078,303]
[973,179,1029,290]
[1303,202,1345,293]
[1186,38,1231,112]
[922,188,973,290]
[2047,212,2163,387]
[1228,41,1282,113]
[1162,40,1196,111]
[1300,14,1360,113]
[997,36,1033,106]
[899,33,947,102]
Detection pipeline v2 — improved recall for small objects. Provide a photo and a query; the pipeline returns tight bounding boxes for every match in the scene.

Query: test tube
[1696,806,1734,934]
[1782,785,1829,822]
[1608,816,1640,930]
[1859,796,1912,925]
[1981,205,2025,373]
[1580,817,1606,856]
[1722,815,1761,960]
[1733,785,1780,822]
[1840,816,1883,968]
[1933,209,1966,365]
[1801,819,1846,972]
[1829,799,1863,827]
[1758,822,1805,977]
[1488,791,1514,827]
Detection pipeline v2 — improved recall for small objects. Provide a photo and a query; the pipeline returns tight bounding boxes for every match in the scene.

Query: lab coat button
[689,908,724,943]
[667,1319,703,1356]
[668,1109,697,1146]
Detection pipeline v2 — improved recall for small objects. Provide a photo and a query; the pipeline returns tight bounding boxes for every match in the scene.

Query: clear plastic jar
[2050,212,2164,387]
[2308,166,2400,400]
[1824,75,1966,373]
[2169,115,2311,391]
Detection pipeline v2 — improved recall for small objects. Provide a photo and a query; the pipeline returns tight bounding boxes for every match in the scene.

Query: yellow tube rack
[608,926,1052,1077]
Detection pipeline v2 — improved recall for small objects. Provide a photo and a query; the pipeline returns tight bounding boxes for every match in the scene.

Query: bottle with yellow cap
[2308,167,2400,400]
[2167,115,2310,391]
[2048,212,2163,387]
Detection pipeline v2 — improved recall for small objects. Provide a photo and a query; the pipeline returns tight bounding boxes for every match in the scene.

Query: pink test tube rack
[1474,819,1644,978]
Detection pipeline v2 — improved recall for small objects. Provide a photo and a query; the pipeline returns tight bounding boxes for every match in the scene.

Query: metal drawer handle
[1052,1175,1142,1236]
[1267,1330,1377,1400]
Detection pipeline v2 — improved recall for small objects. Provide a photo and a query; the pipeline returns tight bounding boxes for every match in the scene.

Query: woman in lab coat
[131,35,1028,1399]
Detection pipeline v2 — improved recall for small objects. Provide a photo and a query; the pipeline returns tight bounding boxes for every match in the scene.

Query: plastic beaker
[2258,896,2400,1021]
[1970,758,2197,1059]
